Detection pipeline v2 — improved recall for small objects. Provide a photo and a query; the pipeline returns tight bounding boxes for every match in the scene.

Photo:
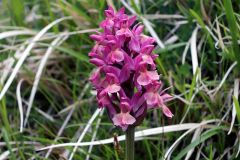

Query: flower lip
[109,49,124,63]
[105,84,121,94]
[137,69,159,86]
[112,112,136,131]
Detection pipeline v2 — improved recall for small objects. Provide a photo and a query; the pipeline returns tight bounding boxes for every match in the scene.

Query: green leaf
[233,96,240,123]
[223,0,240,68]
[2,127,17,160]
[155,43,186,54]
[58,0,93,24]
[189,9,214,54]
[130,0,141,14]
[55,46,90,63]
[188,67,199,100]
[39,43,89,63]
[174,127,224,160]
[4,0,25,26]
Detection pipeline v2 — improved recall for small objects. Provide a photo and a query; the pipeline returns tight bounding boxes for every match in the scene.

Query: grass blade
[164,120,220,159]
[16,79,24,133]
[4,0,25,26]
[38,121,221,151]
[0,16,72,101]
[24,35,68,127]
[1,128,16,160]
[228,79,239,134]
[69,109,102,160]
[233,96,240,123]
[174,127,224,160]
[223,0,240,67]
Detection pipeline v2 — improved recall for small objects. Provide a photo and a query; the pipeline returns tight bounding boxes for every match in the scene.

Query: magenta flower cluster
[89,7,173,131]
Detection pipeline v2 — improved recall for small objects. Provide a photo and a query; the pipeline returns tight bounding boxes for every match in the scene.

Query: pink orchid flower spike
[89,6,173,131]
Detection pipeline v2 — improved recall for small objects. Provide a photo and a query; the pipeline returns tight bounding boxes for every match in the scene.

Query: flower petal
[137,72,151,86]
[128,16,137,26]
[112,114,122,126]
[129,37,140,52]
[89,58,105,66]
[162,105,173,118]
[89,69,101,87]
[132,92,145,113]
[161,94,172,102]
[141,45,155,54]
[98,92,111,107]
[144,92,158,106]
[105,84,121,93]
[119,64,131,83]
[141,54,154,65]
[116,28,132,37]
[100,19,114,29]
[134,25,144,35]
[112,112,136,127]
[148,70,159,81]
[117,7,125,16]
[123,113,136,124]
[111,50,124,62]
[103,66,121,77]
[105,6,114,17]
[90,34,102,41]
[120,100,131,112]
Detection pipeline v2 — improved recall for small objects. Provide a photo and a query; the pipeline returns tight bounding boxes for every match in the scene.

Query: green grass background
[0,0,239,159]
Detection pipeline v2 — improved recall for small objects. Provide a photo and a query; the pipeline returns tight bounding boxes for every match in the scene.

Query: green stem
[125,126,135,160]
